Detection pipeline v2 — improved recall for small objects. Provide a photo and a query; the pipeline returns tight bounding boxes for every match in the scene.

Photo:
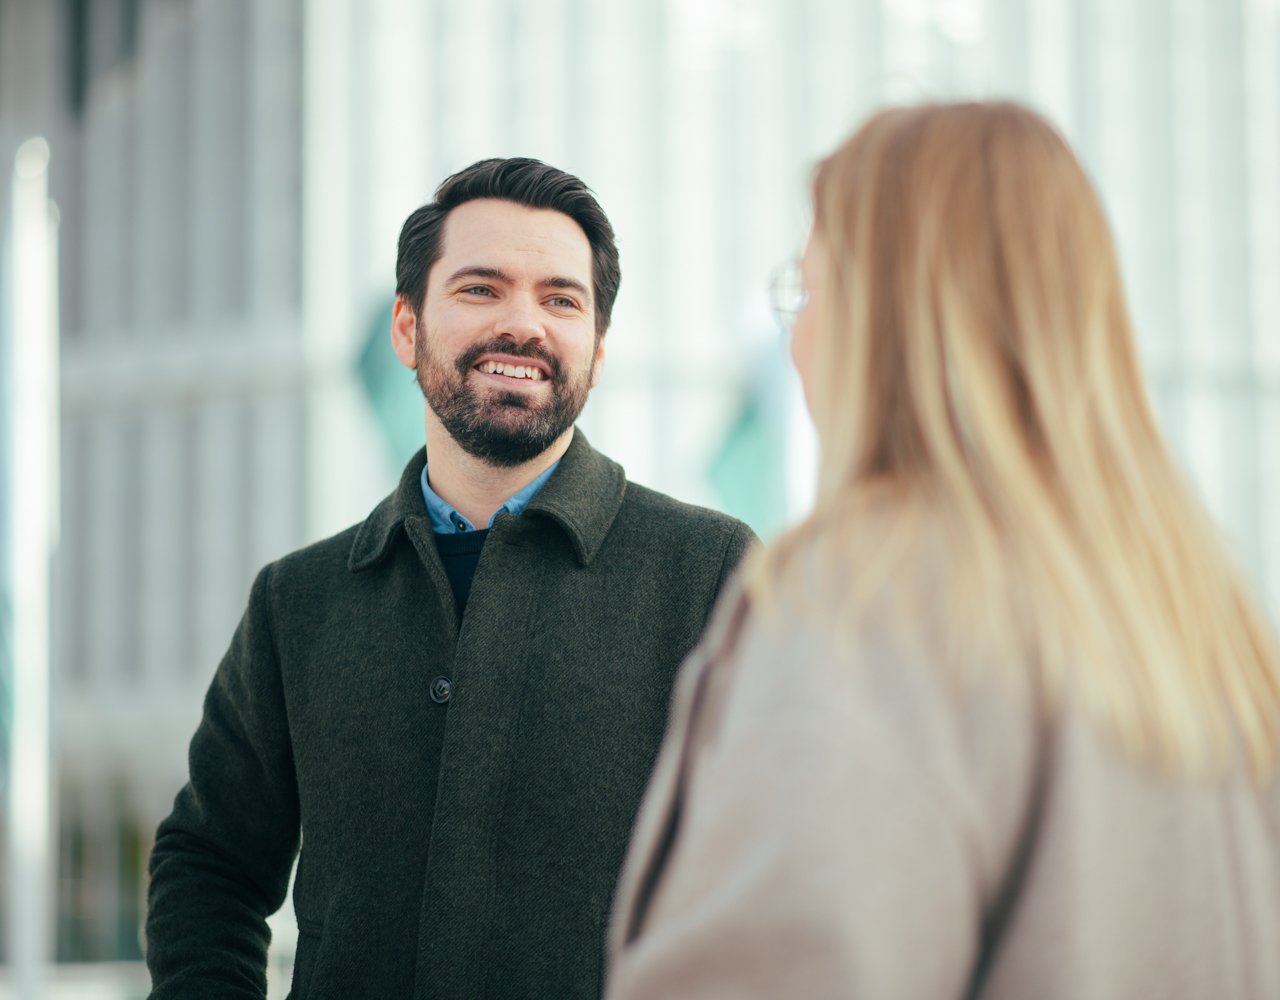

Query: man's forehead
[439,199,592,275]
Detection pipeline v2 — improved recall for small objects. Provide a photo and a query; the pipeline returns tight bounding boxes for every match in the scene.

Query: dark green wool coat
[146,430,755,1000]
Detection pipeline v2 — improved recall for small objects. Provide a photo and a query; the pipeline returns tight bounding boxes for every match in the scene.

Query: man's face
[396,199,605,467]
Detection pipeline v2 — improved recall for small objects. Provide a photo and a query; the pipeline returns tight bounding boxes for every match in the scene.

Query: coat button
[430,676,452,704]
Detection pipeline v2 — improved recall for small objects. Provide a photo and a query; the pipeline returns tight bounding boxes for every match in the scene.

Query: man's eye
[460,285,495,297]
[548,295,579,309]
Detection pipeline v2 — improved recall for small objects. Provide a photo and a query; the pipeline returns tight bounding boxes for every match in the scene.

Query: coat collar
[348,428,626,572]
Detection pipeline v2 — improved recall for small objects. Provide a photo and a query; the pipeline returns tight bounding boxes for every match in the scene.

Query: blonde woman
[605,101,1280,999]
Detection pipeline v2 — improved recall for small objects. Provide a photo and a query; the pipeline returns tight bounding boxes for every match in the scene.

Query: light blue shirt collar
[419,460,560,534]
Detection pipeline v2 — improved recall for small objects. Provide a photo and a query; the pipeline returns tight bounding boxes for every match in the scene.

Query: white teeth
[477,360,543,380]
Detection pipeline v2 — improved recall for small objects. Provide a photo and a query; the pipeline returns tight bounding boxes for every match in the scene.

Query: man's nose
[494,293,546,343]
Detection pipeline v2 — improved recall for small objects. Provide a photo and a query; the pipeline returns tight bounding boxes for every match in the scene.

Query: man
[145,158,755,999]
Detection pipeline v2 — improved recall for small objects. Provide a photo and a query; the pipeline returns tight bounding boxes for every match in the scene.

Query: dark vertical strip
[87,0,123,89]
[87,791,116,958]
[121,0,139,64]
[113,790,145,959]
[67,0,90,117]
[55,791,87,960]
[72,0,96,340]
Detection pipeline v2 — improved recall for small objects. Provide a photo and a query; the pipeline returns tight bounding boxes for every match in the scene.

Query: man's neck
[422,411,573,529]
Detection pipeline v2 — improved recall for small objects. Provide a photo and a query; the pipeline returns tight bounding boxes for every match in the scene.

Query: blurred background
[1,0,1277,995]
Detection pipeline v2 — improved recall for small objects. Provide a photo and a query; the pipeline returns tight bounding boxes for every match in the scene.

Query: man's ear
[390,296,419,369]
[589,333,606,388]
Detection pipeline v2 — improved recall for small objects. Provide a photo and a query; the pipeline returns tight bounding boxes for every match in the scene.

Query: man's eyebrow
[541,276,591,301]
[445,265,513,285]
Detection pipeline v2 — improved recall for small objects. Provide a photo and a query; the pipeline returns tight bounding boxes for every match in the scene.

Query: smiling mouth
[474,360,547,382]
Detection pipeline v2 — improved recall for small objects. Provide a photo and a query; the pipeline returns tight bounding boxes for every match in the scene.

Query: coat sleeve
[606,605,1038,1000]
[146,563,301,999]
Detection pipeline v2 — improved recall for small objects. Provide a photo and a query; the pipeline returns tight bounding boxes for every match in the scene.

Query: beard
[415,322,596,467]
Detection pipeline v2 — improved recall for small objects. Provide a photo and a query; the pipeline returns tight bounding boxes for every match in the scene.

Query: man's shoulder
[262,459,422,584]
[598,483,756,602]
[617,480,756,548]
[259,521,365,587]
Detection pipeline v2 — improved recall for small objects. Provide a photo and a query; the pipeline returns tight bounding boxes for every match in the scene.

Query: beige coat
[606,562,1280,999]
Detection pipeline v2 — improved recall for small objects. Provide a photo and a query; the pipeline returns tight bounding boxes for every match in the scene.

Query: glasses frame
[768,257,808,331]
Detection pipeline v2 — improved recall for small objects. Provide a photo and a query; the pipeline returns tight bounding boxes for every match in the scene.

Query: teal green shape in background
[708,358,791,540]
[356,298,424,465]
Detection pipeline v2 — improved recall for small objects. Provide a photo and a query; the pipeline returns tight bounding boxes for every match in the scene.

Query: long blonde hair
[751,101,1280,779]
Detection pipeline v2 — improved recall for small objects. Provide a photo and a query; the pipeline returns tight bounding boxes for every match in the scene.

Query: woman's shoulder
[698,510,1051,911]
[751,497,955,643]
